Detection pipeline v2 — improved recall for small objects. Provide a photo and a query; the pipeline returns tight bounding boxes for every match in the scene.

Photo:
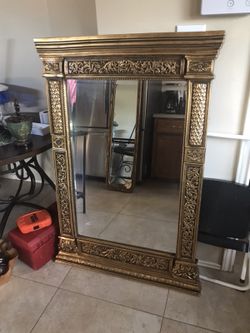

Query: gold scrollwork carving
[185,148,205,164]
[55,152,72,234]
[189,83,207,146]
[52,136,65,150]
[189,61,212,73]
[43,61,60,74]
[48,81,64,135]
[181,166,201,258]
[67,59,180,76]
[172,262,199,280]
[59,238,77,253]
[80,241,171,271]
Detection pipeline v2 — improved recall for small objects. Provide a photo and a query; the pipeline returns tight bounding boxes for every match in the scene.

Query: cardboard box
[31,122,50,136]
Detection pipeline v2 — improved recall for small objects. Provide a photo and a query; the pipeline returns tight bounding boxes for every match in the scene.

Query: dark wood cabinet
[151,117,184,181]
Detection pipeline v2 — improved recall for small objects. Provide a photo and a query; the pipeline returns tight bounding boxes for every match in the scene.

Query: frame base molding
[57,236,201,292]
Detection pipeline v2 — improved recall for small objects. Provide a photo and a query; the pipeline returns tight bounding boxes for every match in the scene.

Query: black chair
[112,125,136,182]
[198,178,250,290]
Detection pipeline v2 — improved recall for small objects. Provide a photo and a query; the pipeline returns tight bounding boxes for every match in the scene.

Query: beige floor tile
[76,209,116,237]
[60,266,168,315]
[13,259,71,287]
[161,318,216,333]
[120,195,179,222]
[133,180,180,197]
[197,241,223,264]
[165,280,250,333]
[0,276,56,333]
[99,213,178,252]
[32,289,162,333]
[85,179,109,195]
[86,191,130,214]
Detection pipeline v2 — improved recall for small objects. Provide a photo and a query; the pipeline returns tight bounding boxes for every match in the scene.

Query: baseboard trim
[198,259,221,270]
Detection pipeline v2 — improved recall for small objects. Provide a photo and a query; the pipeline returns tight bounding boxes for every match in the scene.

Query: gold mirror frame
[34,31,224,292]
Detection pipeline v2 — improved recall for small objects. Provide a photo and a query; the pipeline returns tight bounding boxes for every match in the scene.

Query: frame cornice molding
[35,31,224,56]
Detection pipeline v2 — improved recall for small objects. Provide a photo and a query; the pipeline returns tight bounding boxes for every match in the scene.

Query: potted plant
[5,99,32,146]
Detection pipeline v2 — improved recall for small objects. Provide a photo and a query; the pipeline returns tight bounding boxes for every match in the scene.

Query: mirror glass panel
[67,79,186,253]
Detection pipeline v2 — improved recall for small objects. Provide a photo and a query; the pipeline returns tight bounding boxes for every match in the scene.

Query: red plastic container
[8,224,56,270]
[16,209,52,234]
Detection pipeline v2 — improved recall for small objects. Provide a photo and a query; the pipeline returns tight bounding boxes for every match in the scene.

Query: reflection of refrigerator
[74,80,109,128]
[72,80,109,178]
[73,132,108,178]
[86,132,108,177]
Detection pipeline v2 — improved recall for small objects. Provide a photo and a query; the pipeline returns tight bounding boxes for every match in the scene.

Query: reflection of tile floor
[1,178,250,332]
[76,179,179,253]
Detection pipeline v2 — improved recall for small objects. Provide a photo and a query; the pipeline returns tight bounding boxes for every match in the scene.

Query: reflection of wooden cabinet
[151,117,184,181]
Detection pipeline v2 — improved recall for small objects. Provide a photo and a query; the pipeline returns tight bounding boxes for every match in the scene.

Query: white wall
[0,0,97,180]
[0,0,97,108]
[0,0,50,106]
[47,0,97,38]
[95,0,250,181]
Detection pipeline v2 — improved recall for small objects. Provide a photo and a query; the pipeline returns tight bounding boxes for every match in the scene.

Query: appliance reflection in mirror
[161,81,186,114]
[35,31,224,292]
[67,79,111,214]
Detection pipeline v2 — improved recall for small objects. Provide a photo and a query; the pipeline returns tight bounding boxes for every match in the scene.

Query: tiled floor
[0,259,249,333]
[1,178,250,332]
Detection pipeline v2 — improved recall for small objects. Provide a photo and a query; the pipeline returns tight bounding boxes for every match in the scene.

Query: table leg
[0,201,45,237]
[0,156,55,237]
[30,156,56,190]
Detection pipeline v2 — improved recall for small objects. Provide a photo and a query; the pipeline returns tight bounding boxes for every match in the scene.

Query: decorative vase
[5,115,32,146]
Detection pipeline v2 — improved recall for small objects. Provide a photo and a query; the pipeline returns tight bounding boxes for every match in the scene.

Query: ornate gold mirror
[35,31,224,292]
